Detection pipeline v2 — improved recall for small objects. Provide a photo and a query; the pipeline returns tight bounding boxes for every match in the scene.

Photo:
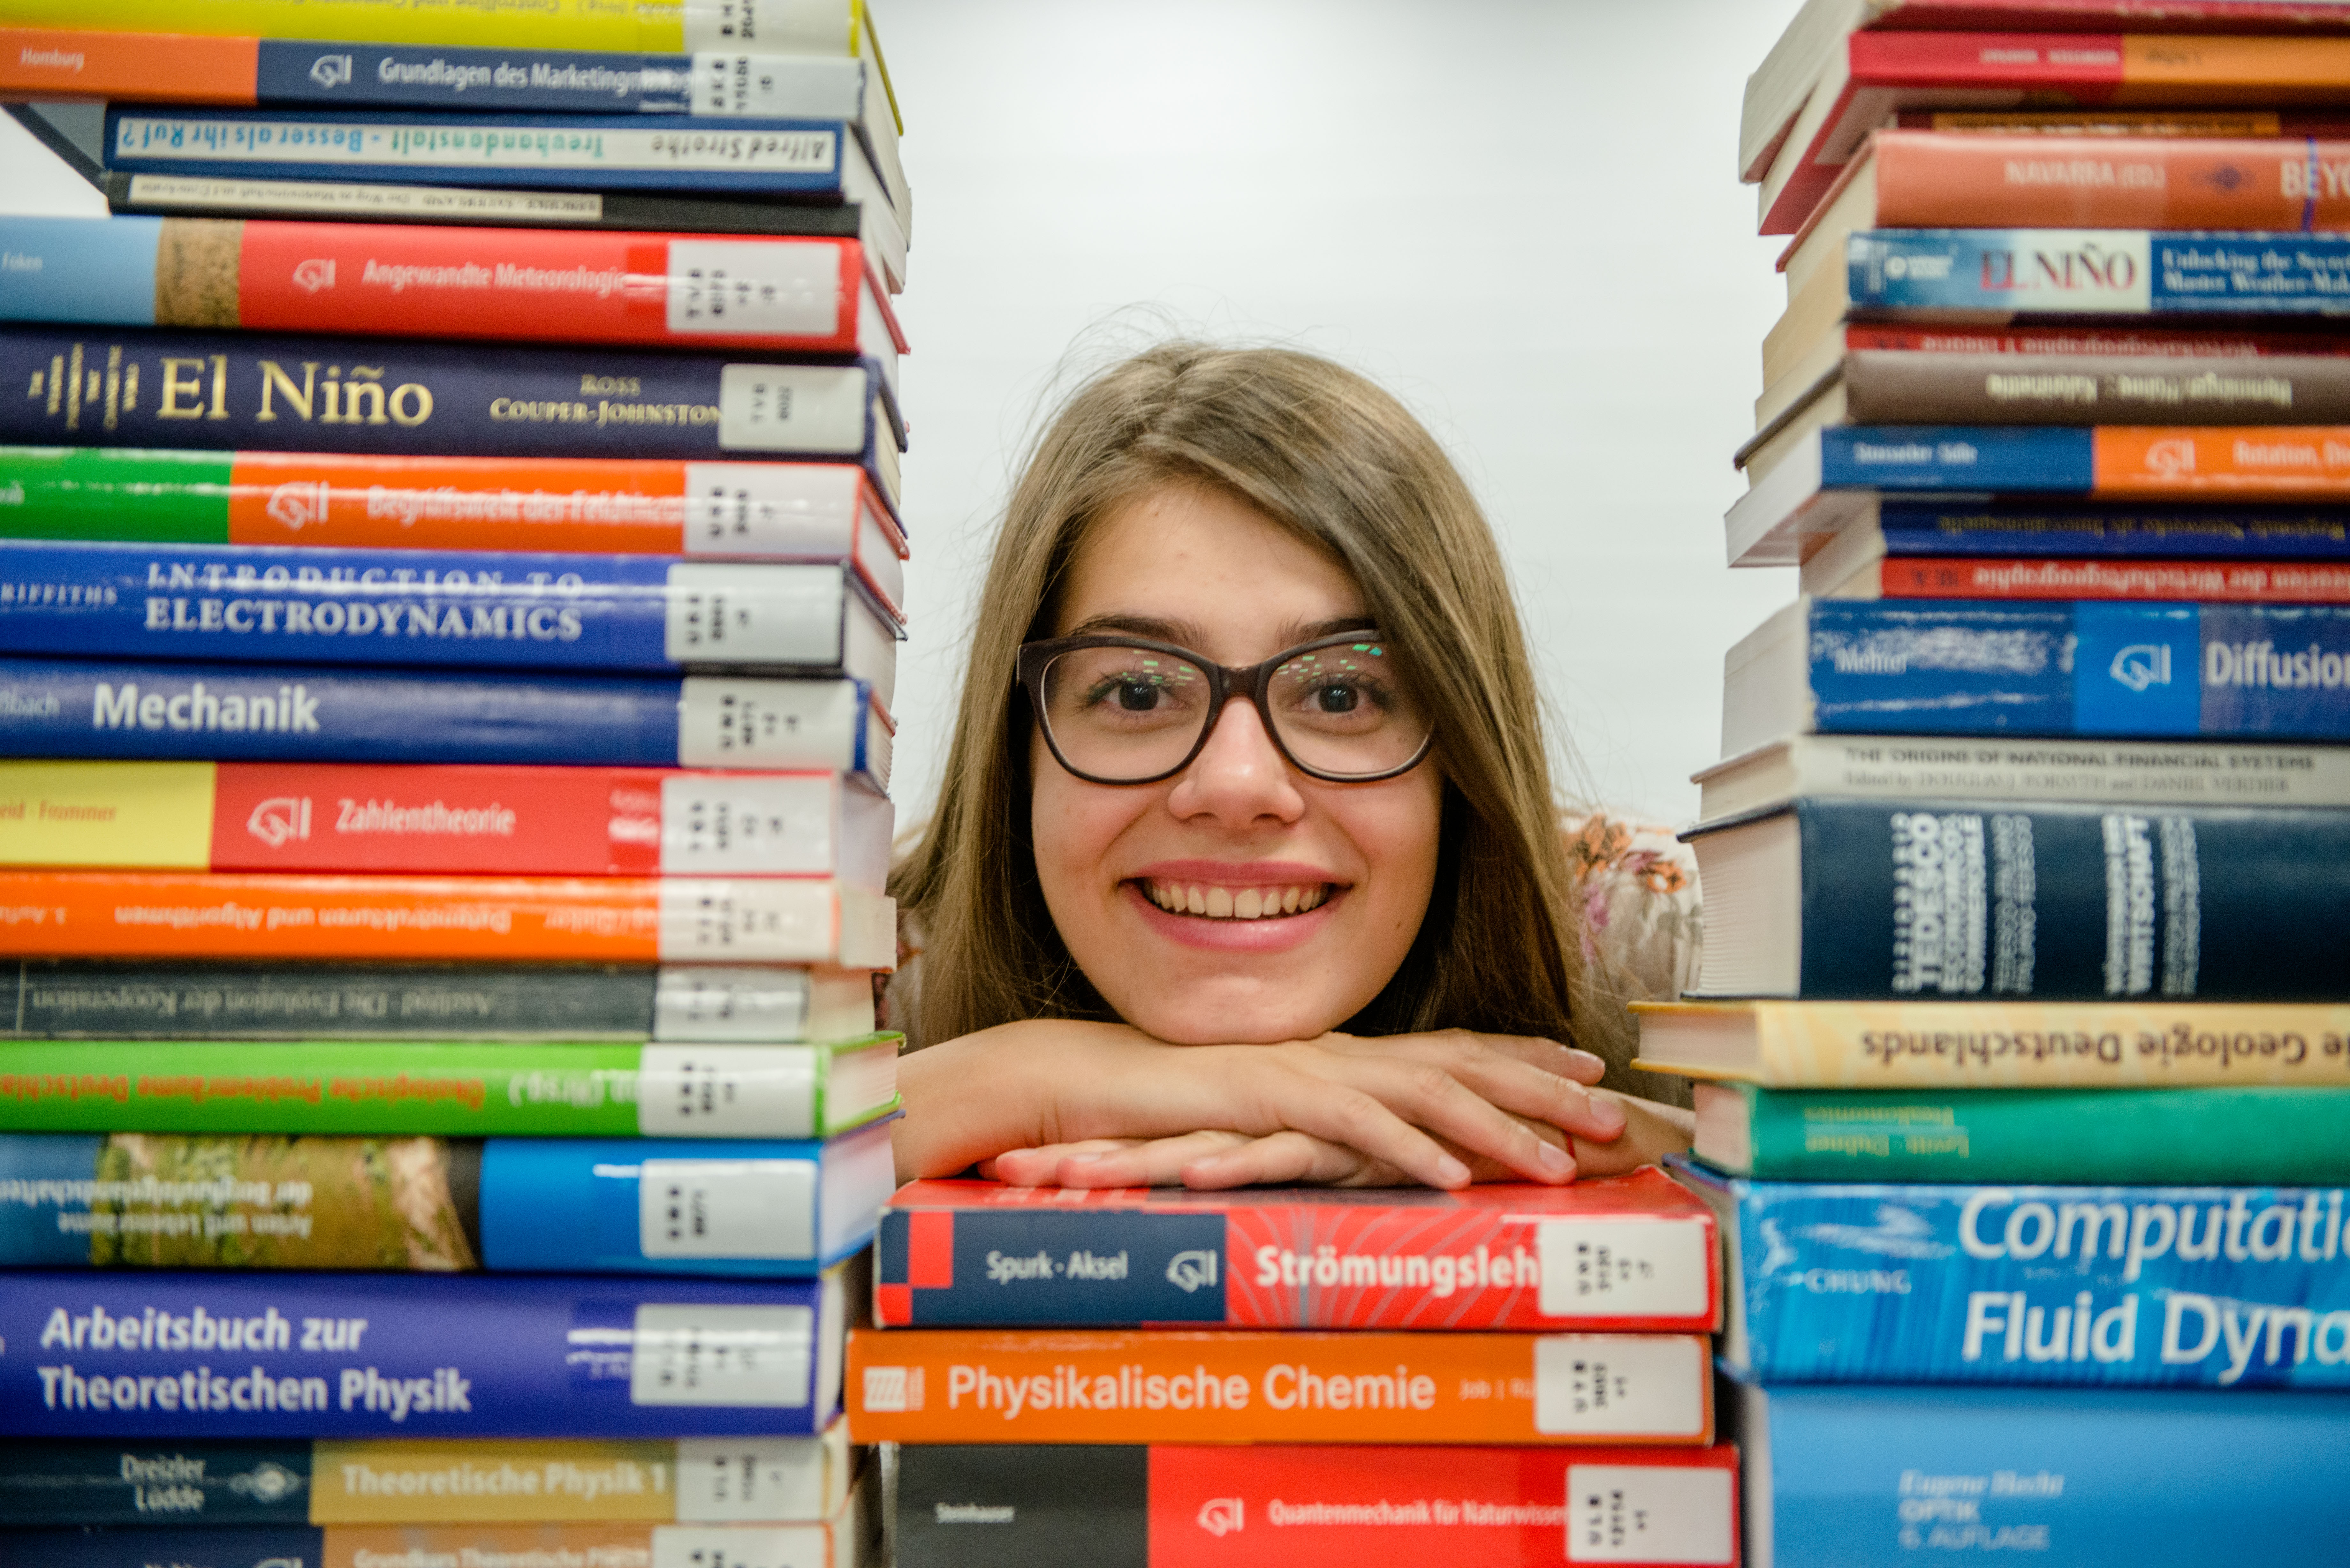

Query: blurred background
[2,0,1808,823]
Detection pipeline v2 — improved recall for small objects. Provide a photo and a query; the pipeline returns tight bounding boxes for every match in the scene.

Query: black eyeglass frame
[1014,629,1435,786]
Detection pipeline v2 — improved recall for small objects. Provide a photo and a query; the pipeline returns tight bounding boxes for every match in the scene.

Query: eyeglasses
[1016,630,1434,785]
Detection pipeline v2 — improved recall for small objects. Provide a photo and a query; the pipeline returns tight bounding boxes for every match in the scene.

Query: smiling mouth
[1135,878,1336,920]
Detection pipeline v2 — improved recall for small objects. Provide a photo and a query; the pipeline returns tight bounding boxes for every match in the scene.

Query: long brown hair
[891,343,1647,1082]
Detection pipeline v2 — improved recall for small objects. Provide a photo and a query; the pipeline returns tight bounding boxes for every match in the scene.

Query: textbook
[0,449,907,614]
[1825,555,2350,604]
[1630,998,2350,1087]
[0,1511,872,1568]
[0,1421,858,1525]
[1732,425,2350,566]
[0,328,905,504]
[1727,1379,2350,1568]
[0,960,881,1043]
[1673,1157,2350,1389]
[1692,1080,2350,1182]
[0,542,903,696]
[0,870,896,966]
[0,761,892,882]
[1748,500,2350,579]
[0,1036,902,1139]
[0,1121,898,1275]
[0,660,893,788]
[0,218,903,366]
[872,1169,1718,1332]
[844,1329,1714,1447]
[0,1267,851,1437]
[1683,797,2350,1000]
[1694,734,2350,820]
[890,1443,1742,1568]
[1721,599,2350,754]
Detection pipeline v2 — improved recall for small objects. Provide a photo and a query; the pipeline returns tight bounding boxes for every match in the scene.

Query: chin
[1117,982,1351,1047]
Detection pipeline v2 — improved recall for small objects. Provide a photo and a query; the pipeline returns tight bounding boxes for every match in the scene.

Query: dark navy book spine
[875,1207,1231,1327]
[1876,500,2350,562]
[0,1440,313,1527]
[0,326,900,462]
[1762,796,2350,999]
[252,43,700,113]
[0,1270,836,1437]
[0,1526,325,1567]
[1818,426,2093,491]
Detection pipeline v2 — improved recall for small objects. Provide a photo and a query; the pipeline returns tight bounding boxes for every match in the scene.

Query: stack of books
[845,1176,1740,1567]
[1638,1,2350,1563]
[0,3,914,1564]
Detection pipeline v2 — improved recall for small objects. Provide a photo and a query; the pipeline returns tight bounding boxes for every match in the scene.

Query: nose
[1165,694,1305,825]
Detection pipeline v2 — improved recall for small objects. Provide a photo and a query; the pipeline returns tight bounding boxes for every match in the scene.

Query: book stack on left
[0,4,915,1565]
[845,1176,1742,1567]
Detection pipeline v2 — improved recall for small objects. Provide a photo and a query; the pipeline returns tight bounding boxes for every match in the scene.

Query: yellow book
[1633,999,2350,1089]
[0,759,213,869]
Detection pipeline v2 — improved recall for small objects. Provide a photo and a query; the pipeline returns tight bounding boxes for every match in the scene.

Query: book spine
[1848,229,2350,318]
[1706,1170,2350,1388]
[1722,1083,2350,1182]
[2094,424,2350,493]
[0,216,874,356]
[0,1,692,50]
[0,1525,327,1566]
[1872,132,2350,230]
[1744,1381,2350,1568]
[1843,351,2350,424]
[843,1329,1714,1445]
[0,1438,316,1526]
[0,870,893,965]
[892,1444,1742,1568]
[0,1521,854,1568]
[1873,497,2350,559]
[0,1269,839,1437]
[0,540,886,677]
[0,30,262,102]
[0,327,898,467]
[0,659,886,783]
[1815,426,2094,490]
[1800,599,2350,741]
[1856,556,2350,602]
[870,1193,1717,1332]
[105,108,862,197]
[1841,322,2350,356]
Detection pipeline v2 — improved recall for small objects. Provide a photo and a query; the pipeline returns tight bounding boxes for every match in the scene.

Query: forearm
[893,1019,1147,1183]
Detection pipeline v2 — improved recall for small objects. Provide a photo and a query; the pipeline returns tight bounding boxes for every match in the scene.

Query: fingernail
[1061,1153,1103,1167]
[1594,1100,1628,1130]
[1536,1141,1576,1178]
[1434,1154,1472,1187]
[1567,1048,1605,1069]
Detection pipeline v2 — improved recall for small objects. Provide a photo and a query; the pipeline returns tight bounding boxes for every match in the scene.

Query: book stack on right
[1639,1,2350,1563]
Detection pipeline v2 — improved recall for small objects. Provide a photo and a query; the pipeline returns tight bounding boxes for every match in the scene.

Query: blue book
[0,1121,897,1277]
[1724,598,2350,752]
[0,1526,325,1567]
[1672,1158,2350,1390]
[0,1268,847,1438]
[0,540,898,686]
[1730,1378,2350,1568]
[1847,229,2350,320]
[1867,499,2350,563]
[0,326,904,490]
[0,657,890,786]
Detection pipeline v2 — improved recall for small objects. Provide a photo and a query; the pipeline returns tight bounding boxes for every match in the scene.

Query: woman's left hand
[986,1088,1695,1188]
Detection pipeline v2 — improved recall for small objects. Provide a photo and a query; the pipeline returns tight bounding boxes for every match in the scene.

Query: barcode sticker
[629,1304,812,1407]
[640,1158,817,1259]
[666,240,841,337]
[1533,1336,1706,1438]
[1537,1218,1710,1319]
[1565,1464,1735,1564]
[637,1044,818,1137]
[651,1524,830,1568]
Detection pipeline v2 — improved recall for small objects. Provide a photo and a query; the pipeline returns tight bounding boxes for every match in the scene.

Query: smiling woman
[887,342,1694,1190]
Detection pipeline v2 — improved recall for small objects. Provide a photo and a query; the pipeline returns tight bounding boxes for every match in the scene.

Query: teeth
[1143,880,1330,920]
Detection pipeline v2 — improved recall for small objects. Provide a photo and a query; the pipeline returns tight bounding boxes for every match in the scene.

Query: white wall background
[0,0,1807,822]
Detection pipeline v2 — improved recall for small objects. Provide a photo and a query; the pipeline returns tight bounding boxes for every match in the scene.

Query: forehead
[1054,485,1366,646]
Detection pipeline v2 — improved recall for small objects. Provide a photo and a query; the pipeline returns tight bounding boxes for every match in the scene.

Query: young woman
[888,342,1695,1190]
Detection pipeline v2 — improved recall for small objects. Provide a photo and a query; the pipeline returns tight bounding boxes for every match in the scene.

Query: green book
[1694,1080,2350,1184]
[0,446,234,542]
[0,1035,901,1138]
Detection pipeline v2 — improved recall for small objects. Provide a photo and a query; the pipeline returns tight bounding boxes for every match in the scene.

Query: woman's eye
[1116,680,1161,711]
[1314,682,1361,714]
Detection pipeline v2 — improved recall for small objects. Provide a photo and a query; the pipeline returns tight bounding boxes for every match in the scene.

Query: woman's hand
[895,1019,1629,1190]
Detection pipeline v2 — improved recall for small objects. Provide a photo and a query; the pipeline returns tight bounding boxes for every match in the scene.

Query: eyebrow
[1062,613,1379,648]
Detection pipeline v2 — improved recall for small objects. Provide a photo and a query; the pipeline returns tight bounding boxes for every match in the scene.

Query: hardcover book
[0,1267,852,1437]
[0,1512,872,1568]
[0,1035,903,1139]
[0,1121,898,1275]
[0,0,883,57]
[890,1442,1743,1568]
[845,1328,1715,1447]
[1823,555,2350,604]
[872,1169,1718,1332]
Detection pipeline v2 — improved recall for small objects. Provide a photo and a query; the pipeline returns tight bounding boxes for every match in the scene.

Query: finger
[986,1138,1144,1185]
[1181,1131,1377,1189]
[1292,1053,1584,1185]
[1325,1032,1628,1143]
[1323,1030,1609,1089]
[1227,1065,1475,1189]
[1057,1130,1254,1188]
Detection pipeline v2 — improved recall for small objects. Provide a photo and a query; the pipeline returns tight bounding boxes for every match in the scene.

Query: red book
[873,1168,1719,1332]
[1826,553,2350,600]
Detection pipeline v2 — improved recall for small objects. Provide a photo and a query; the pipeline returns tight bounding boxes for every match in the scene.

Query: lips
[1139,878,1330,920]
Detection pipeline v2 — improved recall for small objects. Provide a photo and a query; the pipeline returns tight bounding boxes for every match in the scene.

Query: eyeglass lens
[1037,640,1429,780]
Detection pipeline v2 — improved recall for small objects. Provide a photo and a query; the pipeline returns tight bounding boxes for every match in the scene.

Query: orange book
[1855,130,2350,231]
[0,27,258,101]
[0,870,893,966]
[2094,425,2350,491]
[844,1329,1713,1446]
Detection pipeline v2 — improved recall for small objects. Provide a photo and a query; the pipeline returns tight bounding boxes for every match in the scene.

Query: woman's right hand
[892,1019,1623,1189]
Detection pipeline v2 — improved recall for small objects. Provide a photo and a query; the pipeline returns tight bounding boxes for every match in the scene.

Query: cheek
[1028,731,1145,909]
[1341,768,1446,926]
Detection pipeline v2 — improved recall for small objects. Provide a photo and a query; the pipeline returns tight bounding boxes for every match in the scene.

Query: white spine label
[657,773,836,875]
[640,1158,817,1259]
[1532,1336,1705,1438]
[629,1304,812,1407]
[689,53,863,118]
[665,239,841,337]
[651,1525,828,1568]
[675,1434,833,1522]
[653,967,815,1041]
[675,676,862,771]
[656,879,837,961]
[637,1044,818,1137]
[1537,1218,1712,1319]
[717,364,869,453]
[1565,1464,1736,1564]
[680,462,859,556]
[662,563,845,666]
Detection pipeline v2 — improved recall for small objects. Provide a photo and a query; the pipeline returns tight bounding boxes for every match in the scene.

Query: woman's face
[1030,484,1445,1045]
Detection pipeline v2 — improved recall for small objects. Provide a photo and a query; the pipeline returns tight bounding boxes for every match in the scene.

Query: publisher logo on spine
[1196,1497,1245,1536]
[2109,644,2173,692]
[265,481,332,530]
[862,1365,922,1412]
[247,796,313,847]
[1167,1249,1219,1293]
[309,55,354,89]
[292,259,338,294]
